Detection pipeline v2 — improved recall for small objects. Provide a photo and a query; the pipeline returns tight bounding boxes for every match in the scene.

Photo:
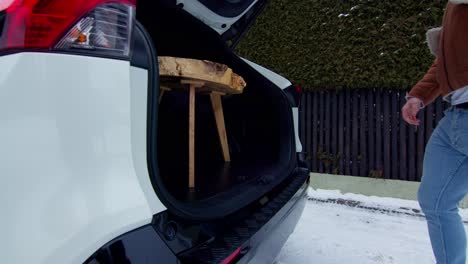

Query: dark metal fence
[299,89,449,181]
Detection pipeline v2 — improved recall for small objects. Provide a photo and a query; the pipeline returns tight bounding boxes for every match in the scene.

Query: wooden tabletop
[158,56,247,94]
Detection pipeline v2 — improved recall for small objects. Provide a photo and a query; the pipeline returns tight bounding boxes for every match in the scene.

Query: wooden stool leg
[189,85,196,189]
[210,93,231,162]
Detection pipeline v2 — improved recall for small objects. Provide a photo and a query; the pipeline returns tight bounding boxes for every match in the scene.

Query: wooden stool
[158,57,247,189]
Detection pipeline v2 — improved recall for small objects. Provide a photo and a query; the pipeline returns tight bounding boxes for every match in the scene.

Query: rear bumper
[178,169,309,263]
[84,169,309,264]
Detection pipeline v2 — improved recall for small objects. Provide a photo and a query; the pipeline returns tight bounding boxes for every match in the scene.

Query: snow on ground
[307,188,468,221]
[308,188,422,213]
[275,188,468,264]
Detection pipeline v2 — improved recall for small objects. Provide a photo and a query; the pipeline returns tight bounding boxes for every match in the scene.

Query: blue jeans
[419,106,468,264]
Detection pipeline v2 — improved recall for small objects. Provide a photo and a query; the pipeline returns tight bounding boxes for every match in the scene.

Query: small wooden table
[158,57,247,189]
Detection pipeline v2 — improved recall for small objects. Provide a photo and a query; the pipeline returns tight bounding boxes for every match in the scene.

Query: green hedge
[235,0,445,90]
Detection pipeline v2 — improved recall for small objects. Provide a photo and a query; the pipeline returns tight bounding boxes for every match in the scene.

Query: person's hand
[402,98,423,125]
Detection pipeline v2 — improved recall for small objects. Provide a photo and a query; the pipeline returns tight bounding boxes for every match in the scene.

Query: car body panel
[129,66,166,214]
[0,53,164,264]
[241,58,292,90]
[292,108,303,153]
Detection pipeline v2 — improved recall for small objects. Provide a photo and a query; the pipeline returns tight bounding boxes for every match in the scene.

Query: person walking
[402,1,468,263]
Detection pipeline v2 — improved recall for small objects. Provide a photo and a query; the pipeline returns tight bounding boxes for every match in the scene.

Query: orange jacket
[409,2,468,105]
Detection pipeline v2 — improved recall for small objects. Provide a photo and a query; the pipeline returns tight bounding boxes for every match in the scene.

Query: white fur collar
[450,0,468,4]
[426,27,441,56]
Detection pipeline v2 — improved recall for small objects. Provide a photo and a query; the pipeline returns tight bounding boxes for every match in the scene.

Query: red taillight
[220,247,242,264]
[294,85,303,94]
[1,0,136,58]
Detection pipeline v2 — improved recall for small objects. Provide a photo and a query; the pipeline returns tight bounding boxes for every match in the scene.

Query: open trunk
[158,76,290,202]
[137,0,297,220]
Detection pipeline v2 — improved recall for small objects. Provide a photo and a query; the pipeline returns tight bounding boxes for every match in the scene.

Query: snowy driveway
[276,189,468,264]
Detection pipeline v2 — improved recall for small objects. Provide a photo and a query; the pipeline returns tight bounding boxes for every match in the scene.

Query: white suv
[0,0,309,263]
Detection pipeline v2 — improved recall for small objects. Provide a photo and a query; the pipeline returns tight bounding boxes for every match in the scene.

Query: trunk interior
[137,0,296,218]
[158,92,287,201]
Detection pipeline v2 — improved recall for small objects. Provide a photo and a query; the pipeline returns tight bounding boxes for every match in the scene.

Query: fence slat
[383,91,391,179]
[359,90,367,177]
[318,92,325,173]
[312,92,319,171]
[391,91,399,180]
[399,94,408,181]
[345,90,351,176]
[408,122,417,181]
[300,94,306,150]
[331,92,338,174]
[367,89,375,175]
[338,91,345,174]
[325,93,331,173]
[352,90,359,176]
[300,93,308,167]
[375,90,382,176]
